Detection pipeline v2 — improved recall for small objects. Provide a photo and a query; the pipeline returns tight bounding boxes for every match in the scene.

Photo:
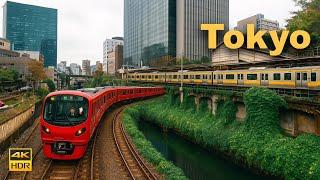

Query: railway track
[113,107,157,180]
[4,120,42,180]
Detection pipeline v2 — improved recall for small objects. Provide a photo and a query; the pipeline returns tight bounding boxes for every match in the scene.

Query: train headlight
[42,126,50,134]
[75,128,86,136]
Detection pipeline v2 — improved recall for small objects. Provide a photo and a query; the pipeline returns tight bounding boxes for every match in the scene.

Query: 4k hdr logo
[9,148,32,171]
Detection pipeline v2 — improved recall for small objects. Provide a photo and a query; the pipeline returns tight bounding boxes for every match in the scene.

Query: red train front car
[40,86,165,160]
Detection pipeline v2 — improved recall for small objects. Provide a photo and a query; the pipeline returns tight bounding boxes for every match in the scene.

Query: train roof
[45,86,163,100]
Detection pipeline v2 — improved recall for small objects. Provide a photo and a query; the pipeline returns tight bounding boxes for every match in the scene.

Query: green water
[138,120,276,180]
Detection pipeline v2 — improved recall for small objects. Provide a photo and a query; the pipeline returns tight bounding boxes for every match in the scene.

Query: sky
[0,0,298,66]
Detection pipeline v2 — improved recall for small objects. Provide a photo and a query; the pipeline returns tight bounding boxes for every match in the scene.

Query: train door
[261,74,269,86]
[218,74,223,85]
[296,72,308,88]
[237,74,244,85]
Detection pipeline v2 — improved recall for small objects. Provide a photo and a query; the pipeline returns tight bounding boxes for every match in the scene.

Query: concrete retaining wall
[0,105,35,143]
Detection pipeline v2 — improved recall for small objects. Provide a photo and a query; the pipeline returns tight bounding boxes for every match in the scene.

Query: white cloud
[0,0,297,66]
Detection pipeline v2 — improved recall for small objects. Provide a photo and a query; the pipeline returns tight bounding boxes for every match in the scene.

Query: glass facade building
[3,1,57,67]
[124,0,176,67]
[124,0,229,67]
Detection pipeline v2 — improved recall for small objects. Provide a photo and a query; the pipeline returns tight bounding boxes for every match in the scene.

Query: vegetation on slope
[123,108,187,180]
[133,87,320,180]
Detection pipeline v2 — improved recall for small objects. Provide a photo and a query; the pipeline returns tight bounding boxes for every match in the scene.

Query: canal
[138,120,274,180]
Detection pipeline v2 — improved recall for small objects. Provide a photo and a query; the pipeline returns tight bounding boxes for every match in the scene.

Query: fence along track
[113,107,157,180]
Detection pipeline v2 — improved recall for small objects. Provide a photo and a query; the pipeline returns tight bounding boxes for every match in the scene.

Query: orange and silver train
[127,66,320,90]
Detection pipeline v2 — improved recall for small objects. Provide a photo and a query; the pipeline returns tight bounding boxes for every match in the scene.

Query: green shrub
[123,108,187,180]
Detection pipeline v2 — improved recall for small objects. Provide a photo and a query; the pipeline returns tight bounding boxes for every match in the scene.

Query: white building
[103,37,123,72]
[58,61,67,73]
[70,63,81,75]
[236,14,280,33]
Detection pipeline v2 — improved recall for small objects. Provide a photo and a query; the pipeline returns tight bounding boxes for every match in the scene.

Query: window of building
[247,74,257,80]
[273,73,281,80]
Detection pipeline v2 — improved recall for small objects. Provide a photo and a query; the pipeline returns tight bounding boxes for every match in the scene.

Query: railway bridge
[167,86,320,137]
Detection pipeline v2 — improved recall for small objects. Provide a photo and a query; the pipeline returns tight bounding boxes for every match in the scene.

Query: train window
[209,75,212,79]
[183,75,188,79]
[247,74,257,80]
[214,75,216,80]
[284,73,292,80]
[311,73,317,82]
[155,75,159,79]
[173,75,177,79]
[226,74,234,80]
[142,75,145,79]
[303,73,308,81]
[265,74,269,80]
[137,76,140,79]
[43,95,89,126]
[273,73,281,80]
[196,75,201,79]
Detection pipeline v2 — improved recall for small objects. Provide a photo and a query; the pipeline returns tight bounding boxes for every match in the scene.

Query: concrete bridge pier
[211,96,218,115]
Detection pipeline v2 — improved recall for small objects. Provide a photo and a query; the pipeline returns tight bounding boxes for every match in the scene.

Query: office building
[236,14,280,33]
[96,61,103,72]
[82,60,91,76]
[124,0,229,67]
[58,61,67,73]
[70,63,81,75]
[103,37,123,72]
[3,1,57,67]
[0,38,19,57]
[108,45,123,75]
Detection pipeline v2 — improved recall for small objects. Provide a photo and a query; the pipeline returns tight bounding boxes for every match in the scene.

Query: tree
[44,79,56,92]
[287,0,320,47]
[27,60,46,89]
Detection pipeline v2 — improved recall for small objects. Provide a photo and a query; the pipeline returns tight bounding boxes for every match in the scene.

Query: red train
[40,86,165,160]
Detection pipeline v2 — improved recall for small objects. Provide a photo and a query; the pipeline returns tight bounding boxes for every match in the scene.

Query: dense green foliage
[0,69,19,82]
[287,0,320,47]
[133,87,320,179]
[43,79,56,92]
[36,88,50,98]
[123,108,187,179]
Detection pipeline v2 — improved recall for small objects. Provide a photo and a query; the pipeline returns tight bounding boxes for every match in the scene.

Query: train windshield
[44,95,89,126]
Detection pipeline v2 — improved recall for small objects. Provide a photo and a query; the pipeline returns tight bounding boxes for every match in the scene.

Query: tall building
[236,14,280,33]
[58,61,67,73]
[69,63,81,75]
[108,45,123,75]
[124,0,229,67]
[82,60,91,76]
[103,37,123,72]
[3,1,57,67]
[96,61,103,72]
